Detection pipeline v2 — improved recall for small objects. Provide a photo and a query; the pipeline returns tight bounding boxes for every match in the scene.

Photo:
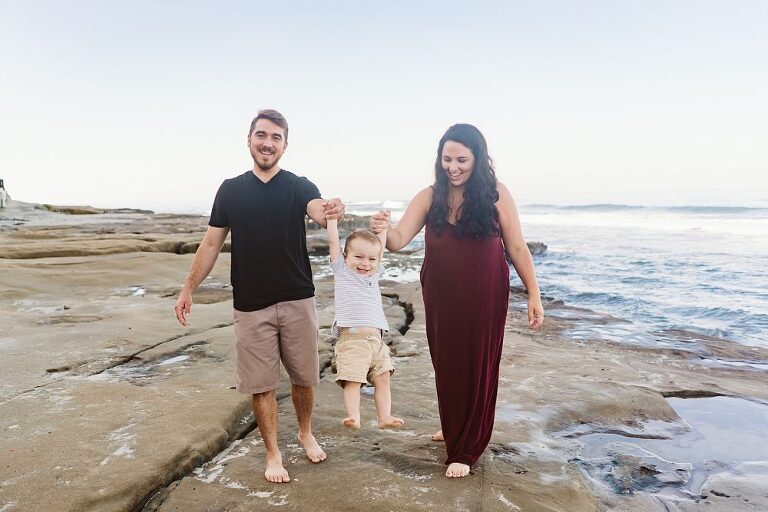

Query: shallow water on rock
[697,357,768,371]
[85,344,217,385]
[575,396,768,497]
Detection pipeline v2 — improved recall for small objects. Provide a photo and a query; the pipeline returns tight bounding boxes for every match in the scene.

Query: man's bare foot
[341,416,361,429]
[265,454,290,483]
[377,416,404,429]
[297,432,327,463]
[431,430,444,441]
[446,462,470,478]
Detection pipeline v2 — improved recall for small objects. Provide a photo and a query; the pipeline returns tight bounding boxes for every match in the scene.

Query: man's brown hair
[248,109,289,141]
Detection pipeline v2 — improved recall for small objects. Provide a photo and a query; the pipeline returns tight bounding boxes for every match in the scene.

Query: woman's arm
[372,187,432,252]
[497,182,544,329]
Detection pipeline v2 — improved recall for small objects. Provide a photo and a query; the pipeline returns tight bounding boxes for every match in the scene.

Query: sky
[1,0,766,213]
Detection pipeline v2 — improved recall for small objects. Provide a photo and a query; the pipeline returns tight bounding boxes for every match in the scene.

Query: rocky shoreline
[1,199,767,511]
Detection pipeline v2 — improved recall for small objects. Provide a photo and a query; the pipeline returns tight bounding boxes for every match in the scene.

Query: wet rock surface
[1,199,767,511]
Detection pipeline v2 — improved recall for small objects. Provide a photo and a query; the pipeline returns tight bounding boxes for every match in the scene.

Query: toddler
[327,211,403,429]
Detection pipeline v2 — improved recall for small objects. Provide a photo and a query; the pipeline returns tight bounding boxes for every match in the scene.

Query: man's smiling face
[248,118,287,172]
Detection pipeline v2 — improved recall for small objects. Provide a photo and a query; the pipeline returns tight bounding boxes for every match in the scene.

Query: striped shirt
[330,255,389,337]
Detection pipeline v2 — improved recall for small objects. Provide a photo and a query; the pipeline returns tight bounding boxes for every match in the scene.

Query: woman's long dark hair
[427,123,500,239]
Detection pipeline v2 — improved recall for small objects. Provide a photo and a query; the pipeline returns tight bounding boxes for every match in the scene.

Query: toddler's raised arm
[376,209,390,259]
[327,218,342,261]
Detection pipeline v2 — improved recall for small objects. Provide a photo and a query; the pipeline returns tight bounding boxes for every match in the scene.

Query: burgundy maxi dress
[420,222,510,466]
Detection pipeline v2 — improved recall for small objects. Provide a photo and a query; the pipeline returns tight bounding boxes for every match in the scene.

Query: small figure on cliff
[0,178,7,208]
[327,212,404,430]
[174,109,345,484]
[371,123,544,478]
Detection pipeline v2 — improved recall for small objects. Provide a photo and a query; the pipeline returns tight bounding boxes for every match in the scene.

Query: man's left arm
[307,197,345,228]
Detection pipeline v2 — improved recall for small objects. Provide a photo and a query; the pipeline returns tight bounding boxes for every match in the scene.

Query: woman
[371,123,543,478]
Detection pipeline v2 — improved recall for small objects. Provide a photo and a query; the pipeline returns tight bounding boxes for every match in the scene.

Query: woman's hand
[528,295,544,330]
[370,209,391,234]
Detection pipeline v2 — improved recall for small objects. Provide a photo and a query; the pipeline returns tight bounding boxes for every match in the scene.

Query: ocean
[344,198,768,352]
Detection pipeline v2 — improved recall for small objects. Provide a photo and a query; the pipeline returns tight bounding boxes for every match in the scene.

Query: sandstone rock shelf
[2,199,767,511]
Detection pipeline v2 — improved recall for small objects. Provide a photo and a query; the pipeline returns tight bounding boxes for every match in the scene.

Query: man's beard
[251,149,281,171]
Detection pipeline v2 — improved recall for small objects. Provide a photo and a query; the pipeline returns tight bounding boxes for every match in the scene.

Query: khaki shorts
[334,331,394,387]
[233,297,319,394]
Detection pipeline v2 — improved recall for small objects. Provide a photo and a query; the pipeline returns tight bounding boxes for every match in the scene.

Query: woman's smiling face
[441,140,475,188]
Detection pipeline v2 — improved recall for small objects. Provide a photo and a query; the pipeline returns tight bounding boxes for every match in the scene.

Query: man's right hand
[322,198,346,220]
[174,291,192,326]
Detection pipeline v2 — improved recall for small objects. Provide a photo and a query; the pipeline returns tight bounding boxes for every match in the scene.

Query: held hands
[370,209,391,234]
[528,295,544,330]
[174,291,192,326]
[322,198,345,220]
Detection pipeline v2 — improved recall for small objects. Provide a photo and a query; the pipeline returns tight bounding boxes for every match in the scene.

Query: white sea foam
[99,421,138,465]
[157,355,190,366]
[247,491,275,498]
[193,441,250,484]
[497,494,521,509]
[521,210,768,239]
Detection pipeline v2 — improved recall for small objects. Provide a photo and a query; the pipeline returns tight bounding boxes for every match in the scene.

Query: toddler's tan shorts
[334,331,394,386]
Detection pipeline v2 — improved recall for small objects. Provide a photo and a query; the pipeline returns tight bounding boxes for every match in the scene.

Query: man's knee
[252,389,276,403]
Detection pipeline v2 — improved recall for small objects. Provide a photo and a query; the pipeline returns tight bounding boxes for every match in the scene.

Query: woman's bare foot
[445,462,470,478]
[297,432,327,463]
[265,454,290,483]
[431,430,444,441]
[377,415,404,429]
[341,416,361,429]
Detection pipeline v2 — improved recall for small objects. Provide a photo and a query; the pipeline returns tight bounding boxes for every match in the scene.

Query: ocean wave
[572,291,630,305]
[666,305,748,319]
[526,203,644,211]
[521,212,768,239]
[522,203,768,215]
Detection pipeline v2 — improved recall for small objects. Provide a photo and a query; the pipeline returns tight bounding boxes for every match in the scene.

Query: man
[174,109,344,483]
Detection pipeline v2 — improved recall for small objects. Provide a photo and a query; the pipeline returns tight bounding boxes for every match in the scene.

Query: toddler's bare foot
[341,416,361,429]
[431,430,444,441]
[265,454,290,483]
[377,416,404,429]
[446,462,470,478]
[297,432,326,463]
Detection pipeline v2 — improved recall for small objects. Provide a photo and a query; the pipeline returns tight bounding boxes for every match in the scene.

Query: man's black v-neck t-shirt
[208,170,321,311]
